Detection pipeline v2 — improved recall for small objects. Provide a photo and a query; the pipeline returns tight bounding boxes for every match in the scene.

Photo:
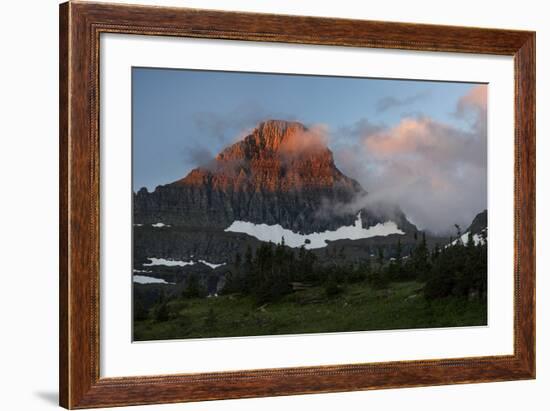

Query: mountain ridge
[173,119,363,194]
[134,119,415,234]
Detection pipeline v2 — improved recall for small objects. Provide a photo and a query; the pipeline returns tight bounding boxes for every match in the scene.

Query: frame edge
[59,1,70,408]
[60,2,536,408]
[514,32,536,379]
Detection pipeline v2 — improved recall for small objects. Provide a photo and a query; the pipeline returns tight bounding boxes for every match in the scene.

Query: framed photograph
[59,1,535,408]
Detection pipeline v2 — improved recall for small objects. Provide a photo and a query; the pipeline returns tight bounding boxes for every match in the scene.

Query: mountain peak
[176,120,359,193]
[258,119,306,137]
[216,119,316,161]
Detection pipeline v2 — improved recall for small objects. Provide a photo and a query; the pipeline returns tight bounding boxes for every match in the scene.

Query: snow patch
[198,260,226,269]
[224,212,404,250]
[449,229,486,247]
[152,222,171,228]
[133,275,174,285]
[143,258,195,267]
[143,257,225,269]
[133,269,152,273]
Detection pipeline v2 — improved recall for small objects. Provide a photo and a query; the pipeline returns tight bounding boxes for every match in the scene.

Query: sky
[133,67,487,234]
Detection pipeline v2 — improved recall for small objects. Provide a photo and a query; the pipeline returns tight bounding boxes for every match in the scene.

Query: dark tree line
[423,231,487,300]
[367,230,487,301]
[222,228,487,304]
[223,238,316,304]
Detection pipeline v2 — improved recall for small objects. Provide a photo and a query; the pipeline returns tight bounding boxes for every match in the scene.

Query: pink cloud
[333,85,488,234]
[279,124,329,157]
[456,84,487,117]
[364,118,439,156]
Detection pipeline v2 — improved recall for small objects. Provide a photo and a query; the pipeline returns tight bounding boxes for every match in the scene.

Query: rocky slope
[447,209,488,247]
[466,210,487,235]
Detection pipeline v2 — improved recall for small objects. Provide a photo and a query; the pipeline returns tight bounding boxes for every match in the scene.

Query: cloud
[338,118,383,138]
[456,84,487,115]
[181,146,216,170]
[192,102,295,143]
[279,124,329,158]
[455,84,487,135]
[363,117,484,167]
[376,91,431,113]
[333,85,487,234]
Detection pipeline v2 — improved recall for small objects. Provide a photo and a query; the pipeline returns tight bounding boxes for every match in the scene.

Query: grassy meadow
[134,280,487,341]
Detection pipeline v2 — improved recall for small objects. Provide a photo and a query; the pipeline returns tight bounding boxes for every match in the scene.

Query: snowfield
[224,212,404,249]
[133,275,174,285]
[143,257,225,269]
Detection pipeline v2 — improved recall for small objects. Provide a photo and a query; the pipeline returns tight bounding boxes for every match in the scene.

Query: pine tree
[424,228,487,301]
[377,246,384,266]
[396,239,402,263]
[454,224,462,245]
[412,232,429,280]
[184,274,202,298]
[243,245,254,292]
[234,251,242,268]
[392,238,403,280]
[245,245,253,268]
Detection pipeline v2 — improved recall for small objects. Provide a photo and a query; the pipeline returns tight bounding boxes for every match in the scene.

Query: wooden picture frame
[59,1,535,408]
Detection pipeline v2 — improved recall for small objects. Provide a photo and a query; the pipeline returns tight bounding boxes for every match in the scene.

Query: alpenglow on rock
[134,120,415,234]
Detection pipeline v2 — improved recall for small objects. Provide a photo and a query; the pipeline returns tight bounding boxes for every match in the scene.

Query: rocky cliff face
[135,120,411,234]
[180,120,360,192]
[466,210,487,235]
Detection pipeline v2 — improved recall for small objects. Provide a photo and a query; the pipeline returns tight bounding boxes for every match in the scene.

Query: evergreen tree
[466,231,474,248]
[377,246,384,266]
[245,245,253,269]
[222,251,243,294]
[396,239,402,263]
[454,224,462,245]
[183,274,202,298]
[234,251,242,269]
[424,231,487,301]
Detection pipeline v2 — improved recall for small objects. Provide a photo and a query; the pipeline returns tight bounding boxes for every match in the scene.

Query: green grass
[133,281,487,341]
